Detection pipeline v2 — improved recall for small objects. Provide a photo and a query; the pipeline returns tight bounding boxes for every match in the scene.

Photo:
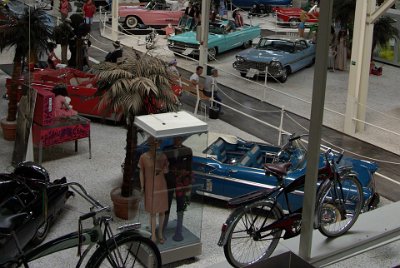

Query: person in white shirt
[190,65,203,89]
[204,68,223,114]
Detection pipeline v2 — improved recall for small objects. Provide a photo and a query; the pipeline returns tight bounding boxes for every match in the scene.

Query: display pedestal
[157,221,202,264]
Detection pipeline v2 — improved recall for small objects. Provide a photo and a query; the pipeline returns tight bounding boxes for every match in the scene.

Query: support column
[199,0,210,70]
[299,0,333,260]
[344,0,368,134]
[111,0,119,41]
[356,0,376,132]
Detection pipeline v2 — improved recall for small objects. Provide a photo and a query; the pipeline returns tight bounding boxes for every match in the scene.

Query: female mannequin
[138,137,169,243]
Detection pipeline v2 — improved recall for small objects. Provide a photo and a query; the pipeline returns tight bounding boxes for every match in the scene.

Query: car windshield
[146,0,166,10]
[257,38,295,53]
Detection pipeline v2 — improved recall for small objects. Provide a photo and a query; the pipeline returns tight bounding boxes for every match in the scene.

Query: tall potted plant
[0,7,53,140]
[91,51,179,219]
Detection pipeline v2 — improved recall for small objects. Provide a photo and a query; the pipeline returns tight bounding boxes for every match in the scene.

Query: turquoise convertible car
[167,20,261,60]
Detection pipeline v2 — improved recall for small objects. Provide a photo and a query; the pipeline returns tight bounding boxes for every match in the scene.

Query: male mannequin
[163,136,193,241]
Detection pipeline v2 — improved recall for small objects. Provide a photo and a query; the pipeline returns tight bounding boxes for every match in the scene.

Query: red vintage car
[275,5,319,28]
[118,1,185,29]
[31,67,182,120]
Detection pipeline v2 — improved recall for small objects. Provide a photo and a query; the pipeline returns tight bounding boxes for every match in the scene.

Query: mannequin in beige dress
[139,137,169,243]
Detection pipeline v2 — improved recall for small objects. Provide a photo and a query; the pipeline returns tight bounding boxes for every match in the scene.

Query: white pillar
[199,0,210,70]
[111,0,119,41]
[356,0,376,132]
[344,0,368,134]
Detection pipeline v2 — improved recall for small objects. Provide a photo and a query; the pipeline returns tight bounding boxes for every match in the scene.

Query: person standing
[298,10,309,38]
[83,0,96,25]
[204,68,223,114]
[59,0,70,21]
[335,29,348,71]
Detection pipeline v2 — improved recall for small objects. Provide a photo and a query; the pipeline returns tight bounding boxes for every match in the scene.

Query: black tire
[31,220,50,245]
[307,58,315,67]
[278,67,288,83]
[125,16,139,29]
[317,175,363,237]
[289,18,299,28]
[223,200,283,267]
[240,72,246,77]
[87,232,161,268]
[242,40,252,49]
[208,47,217,61]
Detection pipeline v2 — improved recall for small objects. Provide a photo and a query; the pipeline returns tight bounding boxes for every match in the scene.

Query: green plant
[0,7,53,122]
[53,21,74,64]
[91,52,180,197]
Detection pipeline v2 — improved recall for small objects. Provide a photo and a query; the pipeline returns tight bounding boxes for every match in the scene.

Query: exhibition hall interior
[1,0,400,267]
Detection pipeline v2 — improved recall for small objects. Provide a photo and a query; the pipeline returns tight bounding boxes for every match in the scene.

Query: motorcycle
[0,162,72,263]
[145,28,158,50]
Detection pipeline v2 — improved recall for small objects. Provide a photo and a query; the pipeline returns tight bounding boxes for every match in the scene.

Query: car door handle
[228,169,238,173]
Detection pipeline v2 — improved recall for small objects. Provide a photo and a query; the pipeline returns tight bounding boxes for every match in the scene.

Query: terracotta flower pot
[1,118,17,141]
[110,187,141,220]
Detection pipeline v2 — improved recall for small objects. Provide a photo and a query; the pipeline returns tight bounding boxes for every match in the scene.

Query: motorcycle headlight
[236,56,245,62]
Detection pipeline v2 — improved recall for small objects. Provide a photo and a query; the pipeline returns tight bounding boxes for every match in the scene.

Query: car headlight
[236,56,245,62]
[270,61,282,69]
[169,41,174,46]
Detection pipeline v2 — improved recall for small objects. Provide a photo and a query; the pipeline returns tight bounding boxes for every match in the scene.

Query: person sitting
[232,9,243,27]
[225,20,236,32]
[204,68,223,114]
[105,40,123,63]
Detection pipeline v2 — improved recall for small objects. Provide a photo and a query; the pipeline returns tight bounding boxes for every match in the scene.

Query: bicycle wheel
[318,175,363,237]
[87,232,161,268]
[223,200,283,267]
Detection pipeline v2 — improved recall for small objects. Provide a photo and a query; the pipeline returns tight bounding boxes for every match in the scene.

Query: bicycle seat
[264,162,291,178]
[0,213,30,234]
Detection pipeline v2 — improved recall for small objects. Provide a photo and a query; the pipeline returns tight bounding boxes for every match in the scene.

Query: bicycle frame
[218,150,345,247]
[1,182,150,268]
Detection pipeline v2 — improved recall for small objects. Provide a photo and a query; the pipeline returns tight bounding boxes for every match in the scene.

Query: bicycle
[0,181,161,268]
[217,147,363,267]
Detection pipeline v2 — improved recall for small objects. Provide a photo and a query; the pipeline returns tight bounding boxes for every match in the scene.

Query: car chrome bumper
[233,61,283,77]
[168,45,200,56]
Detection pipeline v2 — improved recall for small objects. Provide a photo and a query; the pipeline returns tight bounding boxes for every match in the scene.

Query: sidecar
[0,162,71,262]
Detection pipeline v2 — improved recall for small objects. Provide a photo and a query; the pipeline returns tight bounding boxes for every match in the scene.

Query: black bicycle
[0,181,161,268]
[218,148,363,267]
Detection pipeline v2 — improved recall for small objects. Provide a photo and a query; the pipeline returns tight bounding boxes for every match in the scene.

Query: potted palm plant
[0,7,53,141]
[91,51,180,219]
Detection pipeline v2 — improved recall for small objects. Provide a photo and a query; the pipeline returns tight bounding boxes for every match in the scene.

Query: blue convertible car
[168,20,261,60]
[233,35,316,82]
[137,133,379,212]
[188,134,379,212]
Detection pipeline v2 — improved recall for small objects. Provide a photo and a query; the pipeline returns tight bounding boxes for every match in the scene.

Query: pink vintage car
[118,1,185,29]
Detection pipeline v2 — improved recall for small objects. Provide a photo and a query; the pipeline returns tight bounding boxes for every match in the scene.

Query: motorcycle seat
[0,213,30,234]
[264,162,292,178]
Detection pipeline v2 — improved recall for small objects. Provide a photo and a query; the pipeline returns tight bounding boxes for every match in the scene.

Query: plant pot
[110,187,141,220]
[1,118,17,141]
